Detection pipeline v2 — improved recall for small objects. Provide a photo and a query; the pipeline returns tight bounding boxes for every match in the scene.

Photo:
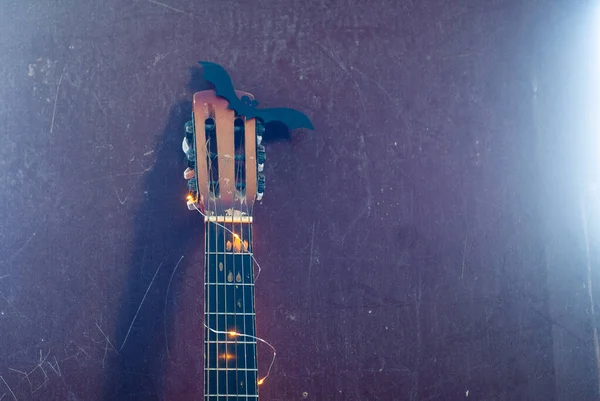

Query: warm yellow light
[229,331,238,337]
[257,378,265,385]
[219,353,235,360]
[233,233,240,240]
[186,194,193,201]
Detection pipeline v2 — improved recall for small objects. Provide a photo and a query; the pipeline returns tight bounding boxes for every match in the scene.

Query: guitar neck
[204,219,259,400]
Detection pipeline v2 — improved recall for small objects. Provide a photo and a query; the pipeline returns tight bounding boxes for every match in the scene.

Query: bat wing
[199,61,314,131]
[253,107,314,131]
[198,61,243,109]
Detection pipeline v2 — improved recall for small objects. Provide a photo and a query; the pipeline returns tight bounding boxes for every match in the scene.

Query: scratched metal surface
[0,0,598,400]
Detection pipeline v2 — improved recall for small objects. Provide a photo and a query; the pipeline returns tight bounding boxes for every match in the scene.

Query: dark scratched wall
[0,1,598,400]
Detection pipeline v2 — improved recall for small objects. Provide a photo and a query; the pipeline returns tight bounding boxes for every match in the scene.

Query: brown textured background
[1,1,599,400]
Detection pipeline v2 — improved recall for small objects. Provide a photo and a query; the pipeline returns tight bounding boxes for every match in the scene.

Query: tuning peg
[256,174,265,201]
[186,197,197,210]
[183,167,195,180]
[184,120,194,150]
[182,136,190,154]
[185,120,193,134]
[256,120,265,145]
[257,144,266,172]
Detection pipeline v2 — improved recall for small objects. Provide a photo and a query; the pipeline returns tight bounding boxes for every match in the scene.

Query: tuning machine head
[257,144,266,172]
[256,173,266,201]
[256,120,265,145]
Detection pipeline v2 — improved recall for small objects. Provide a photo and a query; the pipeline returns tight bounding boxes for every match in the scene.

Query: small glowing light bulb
[186,194,193,201]
[233,233,240,240]
[257,378,265,385]
[229,331,238,337]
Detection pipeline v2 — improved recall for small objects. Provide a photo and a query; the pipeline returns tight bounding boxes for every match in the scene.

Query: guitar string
[207,220,213,398]
[222,128,242,398]
[209,134,215,399]
[243,121,257,395]
[234,146,241,398]
[236,140,250,399]
[225,215,229,398]
[213,133,222,399]
[235,126,253,398]
[243,159,253,397]
[202,130,211,398]
[244,177,253,398]
[205,132,218,399]
[205,197,210,395]
[210,135,219,398]
[205,213,209,398]
[222,150,229,400]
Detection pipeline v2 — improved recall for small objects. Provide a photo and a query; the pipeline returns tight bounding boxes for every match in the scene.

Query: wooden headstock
[183,90,266,218]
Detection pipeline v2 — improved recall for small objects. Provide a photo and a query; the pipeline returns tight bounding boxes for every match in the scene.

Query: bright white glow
[594,4,600,176]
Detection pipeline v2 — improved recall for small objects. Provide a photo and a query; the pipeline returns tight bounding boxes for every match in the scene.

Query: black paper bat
[198,61,314,131]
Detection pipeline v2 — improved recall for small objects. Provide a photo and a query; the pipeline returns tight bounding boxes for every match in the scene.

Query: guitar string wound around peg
[257,145,266,172]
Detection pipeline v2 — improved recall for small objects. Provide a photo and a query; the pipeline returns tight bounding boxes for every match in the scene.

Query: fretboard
[204,220,258,401]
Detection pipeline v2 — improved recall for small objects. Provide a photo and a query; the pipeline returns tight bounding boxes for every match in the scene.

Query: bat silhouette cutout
[198,61,314,131]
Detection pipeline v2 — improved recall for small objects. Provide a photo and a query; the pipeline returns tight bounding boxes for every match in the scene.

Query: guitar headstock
[182,90,266,218]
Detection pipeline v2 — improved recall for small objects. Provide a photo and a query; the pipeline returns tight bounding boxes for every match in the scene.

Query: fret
[205,282,255,286]
[204,368,258,371]
[206,251,254,256]
[205,396,258,399]
[206,340,256,344]
[205,312,256,316]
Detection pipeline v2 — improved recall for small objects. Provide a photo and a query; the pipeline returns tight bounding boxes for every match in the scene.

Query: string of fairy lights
[192,203,276,388]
